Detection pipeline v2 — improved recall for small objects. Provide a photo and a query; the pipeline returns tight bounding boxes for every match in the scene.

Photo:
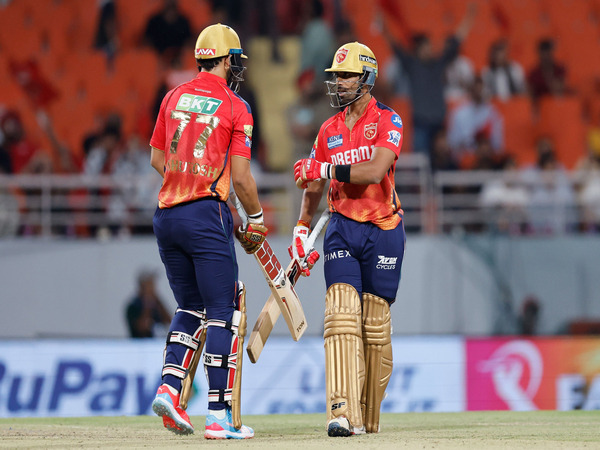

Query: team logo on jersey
[336,48,349,64]
[391,114,403,128]
[364,123,377,140]
[176,94,223,114]
[327,134,343,149]
[244,125,253,138]
[359,54,377,65]
[195,48,216,57]
[387,130,401,147]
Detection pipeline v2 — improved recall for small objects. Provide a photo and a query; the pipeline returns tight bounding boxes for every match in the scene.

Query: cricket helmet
[195,23,247,92]
[194,23,247,60]
[325,42,378,107]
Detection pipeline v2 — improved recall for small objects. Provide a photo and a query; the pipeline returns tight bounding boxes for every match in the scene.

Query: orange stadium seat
[344,0,392,69]
[491,0,550,71]
[446,0,503,70]
[537,96,586,169]
[118,0,163,48]
[178,0,212,34]
[399,0,448,50]
[493,97,537,166]
[541,0,600,87]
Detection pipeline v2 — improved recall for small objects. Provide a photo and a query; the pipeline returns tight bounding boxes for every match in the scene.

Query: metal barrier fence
[0,156,593,238]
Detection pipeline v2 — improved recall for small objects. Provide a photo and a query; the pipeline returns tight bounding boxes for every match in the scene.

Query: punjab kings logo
[336,47,349,64]
[195,48,216,57]
[364,123,377,140]
[478,340,543,411]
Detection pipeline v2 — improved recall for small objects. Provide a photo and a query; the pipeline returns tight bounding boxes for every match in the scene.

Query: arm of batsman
[294,158,332,189]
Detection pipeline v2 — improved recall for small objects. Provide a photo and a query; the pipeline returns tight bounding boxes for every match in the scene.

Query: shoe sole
[327,423,352,437]
[163,417,188,436]
[204,430,253,439]
[152,398,194,435]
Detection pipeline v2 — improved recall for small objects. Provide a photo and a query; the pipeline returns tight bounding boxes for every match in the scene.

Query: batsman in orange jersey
[292,42,406,437]
[148,24,264,440]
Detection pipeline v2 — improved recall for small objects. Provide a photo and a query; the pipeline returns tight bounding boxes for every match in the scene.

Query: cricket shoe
[152,384,194,435]
[204,408,254,439]
[327,416,366,437]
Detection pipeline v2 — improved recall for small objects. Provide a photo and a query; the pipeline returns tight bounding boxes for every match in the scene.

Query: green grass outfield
[1,411,599,449]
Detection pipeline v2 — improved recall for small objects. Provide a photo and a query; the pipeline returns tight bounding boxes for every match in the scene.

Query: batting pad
[361,293,393,433]
[323,283,365,430]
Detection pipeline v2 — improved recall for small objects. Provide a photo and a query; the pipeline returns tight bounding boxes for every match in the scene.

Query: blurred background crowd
[1,0,600,238]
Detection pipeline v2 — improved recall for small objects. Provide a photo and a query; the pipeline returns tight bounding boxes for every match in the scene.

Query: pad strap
[204,352,237,369]
[162,363,187,379]
[175,308,206,320]
[205,314,241,336]
[167,331,200,351]
[208,388,233,403]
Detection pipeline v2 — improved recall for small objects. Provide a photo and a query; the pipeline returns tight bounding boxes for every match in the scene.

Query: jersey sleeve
[230,97,253,159]
[374,110,403,157]
[149,93,169,151]
[311,122,328,161]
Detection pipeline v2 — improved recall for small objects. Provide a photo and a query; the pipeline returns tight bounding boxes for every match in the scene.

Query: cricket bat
[247,209,331,363]
[230,192,307,341]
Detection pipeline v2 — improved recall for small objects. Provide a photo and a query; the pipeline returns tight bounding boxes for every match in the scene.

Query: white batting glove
[288,221,310,261]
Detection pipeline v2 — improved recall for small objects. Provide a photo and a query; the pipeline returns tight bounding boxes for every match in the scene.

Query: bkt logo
[377,255,397,270]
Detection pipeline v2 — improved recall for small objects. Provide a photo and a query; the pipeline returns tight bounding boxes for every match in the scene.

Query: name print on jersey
[176,94,223,115]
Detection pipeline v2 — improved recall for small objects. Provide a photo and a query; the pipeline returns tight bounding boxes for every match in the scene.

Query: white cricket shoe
[204,408,254,439]
[327,416,366,437]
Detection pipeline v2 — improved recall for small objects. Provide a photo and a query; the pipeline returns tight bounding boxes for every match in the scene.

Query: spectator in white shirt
[481,40,526,101]
[447,76,504,156]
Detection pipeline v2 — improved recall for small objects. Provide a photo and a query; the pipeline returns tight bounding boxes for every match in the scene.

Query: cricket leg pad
[204,281,246,429]
[324,283,365,431]
[161,309,205,392]
[361,293,393,433]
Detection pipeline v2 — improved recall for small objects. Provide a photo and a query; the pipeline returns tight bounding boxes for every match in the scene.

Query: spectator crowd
[1,0,600,236]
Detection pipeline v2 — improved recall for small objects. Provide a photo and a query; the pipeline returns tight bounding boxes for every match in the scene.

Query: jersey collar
[341,96,377,124]
[196,71,228,86]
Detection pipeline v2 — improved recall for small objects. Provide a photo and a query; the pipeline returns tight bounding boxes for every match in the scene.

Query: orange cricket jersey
[312,96,404,230]
[150,72,253,208]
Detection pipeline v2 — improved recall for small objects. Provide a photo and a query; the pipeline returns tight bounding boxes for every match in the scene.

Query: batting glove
[235,209,268,254]
[301,247,320,277]
[294,158,332,189]
[288,221,321,277]
[288,221,310,260]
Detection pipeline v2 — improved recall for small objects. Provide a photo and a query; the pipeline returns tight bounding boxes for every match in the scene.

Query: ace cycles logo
[336,48,349,64]
[377,255,397,269]
[364,123,377,140]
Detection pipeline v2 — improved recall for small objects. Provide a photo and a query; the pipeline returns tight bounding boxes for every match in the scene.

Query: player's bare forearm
[231,156,262,216]
[331,146,396,185]
[150,147,165,178]
[299,179,326,224]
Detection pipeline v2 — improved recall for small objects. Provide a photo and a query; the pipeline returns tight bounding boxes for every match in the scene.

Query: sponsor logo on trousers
[377,255,397,270]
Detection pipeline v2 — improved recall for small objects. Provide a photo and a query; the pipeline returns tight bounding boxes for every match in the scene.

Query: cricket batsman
[148,24,266,439]
[292,42,406,436]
